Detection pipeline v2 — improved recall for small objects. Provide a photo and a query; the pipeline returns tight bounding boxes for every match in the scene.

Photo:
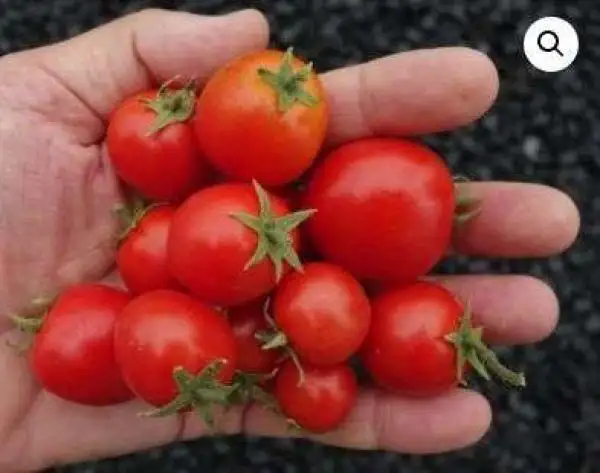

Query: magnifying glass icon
[537,30,564,57]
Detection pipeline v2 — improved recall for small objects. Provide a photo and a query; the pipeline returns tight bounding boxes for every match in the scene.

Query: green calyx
[445,302,526,389]
[230,180,316,282]
[254,299,306,386]
[7,295,55,352]
[114,195,160,243]
[257,47,319,113]
[453,176,481,226]
[140,77,197,134]
[140,360,237,428]
[228,371,279,411]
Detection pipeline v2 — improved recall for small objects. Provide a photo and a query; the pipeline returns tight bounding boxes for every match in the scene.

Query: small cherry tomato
[107,81,210,202]
[273,360,357,433]
[228,299,280,375]
[360,281,526,397]
[117,205,183,295]
[114,290,237,412]
[30,284,133,406]
[270,262,371,366]
[195,48,328,186]
[305,137,456,284]
[168,182,314,307]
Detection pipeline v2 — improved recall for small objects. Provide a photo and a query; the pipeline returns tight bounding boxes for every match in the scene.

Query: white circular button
[523,17,579,72]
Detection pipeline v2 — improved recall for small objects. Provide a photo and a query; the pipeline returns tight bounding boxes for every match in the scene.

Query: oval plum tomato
[168,181,315,307]
[305,137,455,284]
[195,48,328,186]
[107,80,210,202]
[273,360,357,433]
[228,299,280,375]
[269,262,371,366]
[114,290,237,419]
[117,204,183,295]
[360,281,526,397]
[30,284,133,406]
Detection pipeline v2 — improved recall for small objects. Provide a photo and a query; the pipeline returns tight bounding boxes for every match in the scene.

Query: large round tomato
[273,360,357,433]
[107,84,209,202]
[30,284,133,406]
[304,137,455,284]
[114,290,237,408]
[360,281,526,397]
[168,182,310,307]
[117,205,183,295]
[272,262,371,366]
[228,299,280,375]
[194,48,328,186]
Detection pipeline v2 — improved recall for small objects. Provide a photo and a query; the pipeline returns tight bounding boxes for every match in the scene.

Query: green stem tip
[140,76,197,134]
[230,180,316,282]
[453,175,481,226]
[139,360,237,428]
[257,47,319,113]
[445,301,526,389]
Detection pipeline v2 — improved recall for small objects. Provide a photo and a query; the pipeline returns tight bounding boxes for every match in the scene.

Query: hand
[0,8,579,472]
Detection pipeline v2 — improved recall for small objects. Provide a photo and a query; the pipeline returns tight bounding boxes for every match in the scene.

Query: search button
[524,17,578,72]
[537,30,564,57]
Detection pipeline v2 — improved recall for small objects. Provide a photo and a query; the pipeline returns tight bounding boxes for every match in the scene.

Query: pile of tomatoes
[14,48,526,434]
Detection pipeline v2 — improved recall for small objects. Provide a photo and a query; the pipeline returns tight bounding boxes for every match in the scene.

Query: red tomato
[168,182,311,307]
[195,48,328,186]
[30,284,133,406]
[272,262,371,366]
[117,205,183,295]
[305,137,455,284]
[228,299,280,375]
[273,360,357,433]
[107,84,210,202]
[114,290,237,408]
[360,281,526,397]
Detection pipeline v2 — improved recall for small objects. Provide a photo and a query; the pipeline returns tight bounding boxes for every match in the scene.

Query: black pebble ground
[1,0,598,472]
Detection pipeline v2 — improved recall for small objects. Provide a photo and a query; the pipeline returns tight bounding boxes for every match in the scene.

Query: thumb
[26,8,269,118]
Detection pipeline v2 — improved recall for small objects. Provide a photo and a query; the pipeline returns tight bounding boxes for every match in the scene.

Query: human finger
[227,388,491,454]
[14,8,268,143]
[453,182,580,257]
[434,274,559,345]
[321,47,499,145]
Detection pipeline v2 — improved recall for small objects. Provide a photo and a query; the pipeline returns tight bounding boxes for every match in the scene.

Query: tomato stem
[453,176,481,226]
[230,180,316,282]
[445,301,526,389]
[114,196,161,243]
[139,360,236,426]
[140,77,197,135]
[6,295,54,353]
[255,299,306,386]
[257,47,319,113]
[468,336,527,388]
[228,371,280,414]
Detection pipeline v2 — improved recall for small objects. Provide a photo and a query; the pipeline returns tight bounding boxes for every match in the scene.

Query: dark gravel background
[0,0,598,472]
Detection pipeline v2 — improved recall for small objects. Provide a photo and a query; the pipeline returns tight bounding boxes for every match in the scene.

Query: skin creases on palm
[0,62,122,335]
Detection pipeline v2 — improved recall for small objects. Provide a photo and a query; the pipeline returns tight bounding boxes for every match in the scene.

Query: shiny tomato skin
[114,290,237,407]
[305,137,455,284]
[228,299,280,375]
[360,281,463,397]
[31,284,133,406]
[274,360,357,433]
[117,206,183,295]
[107,90,209,202]
[273,262,371,366]
[167,183,300,307]
[195,49,328,186]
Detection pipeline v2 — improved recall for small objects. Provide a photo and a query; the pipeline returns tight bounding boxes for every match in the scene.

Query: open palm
[0,9,579,473]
